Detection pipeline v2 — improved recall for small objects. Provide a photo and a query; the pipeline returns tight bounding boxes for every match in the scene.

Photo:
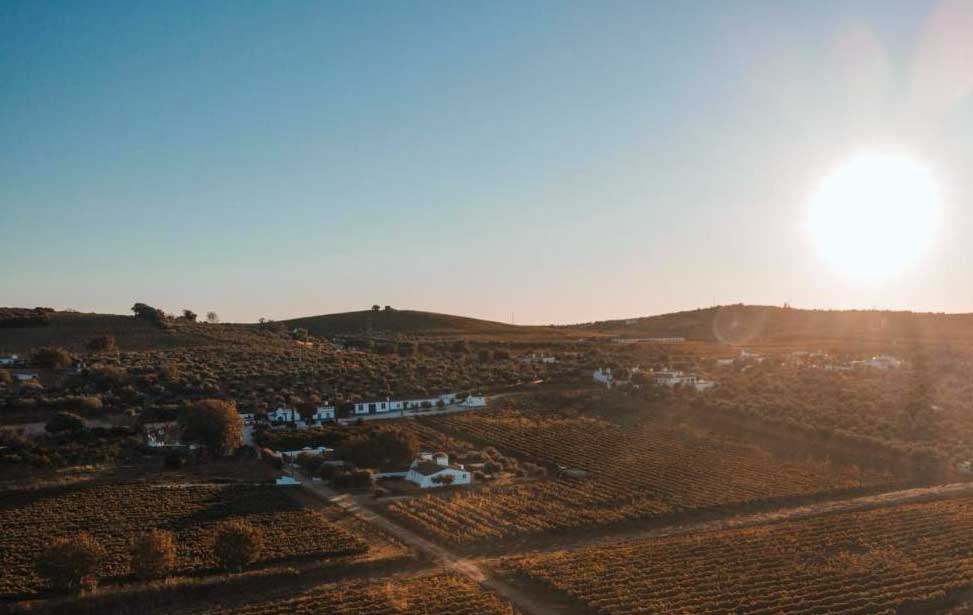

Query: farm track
[300,472,973,615]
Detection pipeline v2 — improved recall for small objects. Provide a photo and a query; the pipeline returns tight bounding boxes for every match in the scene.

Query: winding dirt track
[301,476,973,615]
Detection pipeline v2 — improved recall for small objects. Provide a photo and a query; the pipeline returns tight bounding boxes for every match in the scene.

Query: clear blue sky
[3,1,972,323]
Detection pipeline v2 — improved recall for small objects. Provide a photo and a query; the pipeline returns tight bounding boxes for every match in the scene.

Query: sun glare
[807,152,941,279]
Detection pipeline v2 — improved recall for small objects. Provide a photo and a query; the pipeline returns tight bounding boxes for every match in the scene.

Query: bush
[46,411,85,434]
[332,468,373,489]
[130,529,177,580]
[35,533,106,592]
[212,520,264,571]
[86,335,116,353]
[30,346,73,369]
[180,399,242,457]
[338,429,418,470]
[164,450,188,469]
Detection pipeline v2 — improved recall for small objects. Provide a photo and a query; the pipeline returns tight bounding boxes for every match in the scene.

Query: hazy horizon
[4,1,973,324]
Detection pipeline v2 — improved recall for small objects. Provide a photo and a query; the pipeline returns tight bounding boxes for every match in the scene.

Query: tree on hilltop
[132,302,166,325]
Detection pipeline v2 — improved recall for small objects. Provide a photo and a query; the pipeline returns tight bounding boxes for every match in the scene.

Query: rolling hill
[581,304,973,346]
[0,309,278,354]
[280,309,571,339]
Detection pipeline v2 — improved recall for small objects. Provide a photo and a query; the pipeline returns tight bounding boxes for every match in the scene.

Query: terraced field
[503,494,973,614]
[387,409,899,545]
[0,482,367,599]
[184,572,520,615]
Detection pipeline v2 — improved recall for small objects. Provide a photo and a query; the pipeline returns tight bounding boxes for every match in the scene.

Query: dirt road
[301,473,973,615]
[300,477,561,615]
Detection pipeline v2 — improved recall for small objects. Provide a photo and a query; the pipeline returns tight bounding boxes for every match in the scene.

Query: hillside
[582,304,973,346]
[281,309,577,340]
[0,309,279,353]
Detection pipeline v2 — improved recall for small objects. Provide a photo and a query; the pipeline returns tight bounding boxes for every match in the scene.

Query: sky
[3,1,973,324]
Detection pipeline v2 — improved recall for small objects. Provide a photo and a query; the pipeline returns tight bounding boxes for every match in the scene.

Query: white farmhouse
[311,405,336,422]
[863,355,902,370]
[267,407,301,423]
[405,452,471,488]
[593,368,618,387]
[459,395,486,408]
[354,400,391,414]
[0,355,18,366]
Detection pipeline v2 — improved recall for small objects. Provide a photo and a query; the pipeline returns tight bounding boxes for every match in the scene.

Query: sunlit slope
[581,305,973,345]
[0,309,274,353]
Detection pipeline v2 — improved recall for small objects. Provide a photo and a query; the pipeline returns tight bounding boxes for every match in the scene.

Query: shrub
[30,346,73,369]
[164,450,188,469]
[86,335,116,353]
[212,520,264,571]
[35,533,106,592]
[45,411,85,434]
[129,529,177,580]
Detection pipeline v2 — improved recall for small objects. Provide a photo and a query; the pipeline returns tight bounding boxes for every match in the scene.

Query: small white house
[863,355,902,370]
[405,453,471,489]
[311,405,336,422]
[267,407,301,423]
[593,368,618,387]
[14,373,38,383]
[460,395,486,408]
[653,370,694,387]
[0,355,19,366]
[354,400,391,414]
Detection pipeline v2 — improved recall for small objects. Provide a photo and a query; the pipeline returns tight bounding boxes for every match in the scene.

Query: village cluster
[247,391,488,429]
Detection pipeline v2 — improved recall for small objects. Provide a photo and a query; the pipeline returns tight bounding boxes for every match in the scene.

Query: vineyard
[504,494,973,614]
[184,572,520,615]
[0,482,367,599]
[387,409,899,545]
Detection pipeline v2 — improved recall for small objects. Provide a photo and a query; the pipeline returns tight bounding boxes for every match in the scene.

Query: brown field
[180,572,520,615]
[0,482,367,600]
[386,407,899,546]
[502,494,973,615]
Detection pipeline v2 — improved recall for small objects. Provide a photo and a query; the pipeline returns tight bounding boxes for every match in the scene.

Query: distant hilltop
[579,304,973,345]
[3,304,973,353]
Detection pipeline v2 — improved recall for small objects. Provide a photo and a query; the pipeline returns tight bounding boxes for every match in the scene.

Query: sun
[807,152,941,279]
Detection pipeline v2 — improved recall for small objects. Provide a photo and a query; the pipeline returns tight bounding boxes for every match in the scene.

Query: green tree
[181,309,198,322]
[179,399,242,457]
[129,529,177,580]
[212,520,263,571]
[35,533,106,592]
